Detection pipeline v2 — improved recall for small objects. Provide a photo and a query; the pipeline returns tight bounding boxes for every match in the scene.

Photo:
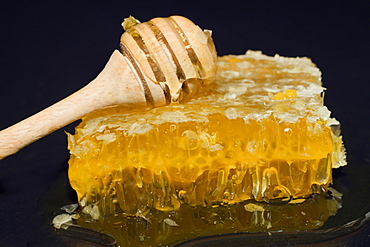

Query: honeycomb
[67,50,346,218]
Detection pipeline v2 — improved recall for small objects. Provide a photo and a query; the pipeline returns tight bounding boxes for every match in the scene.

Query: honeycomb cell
[68,50,346,217]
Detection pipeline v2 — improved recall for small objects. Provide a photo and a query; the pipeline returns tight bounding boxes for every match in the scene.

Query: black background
[0,0,369,246]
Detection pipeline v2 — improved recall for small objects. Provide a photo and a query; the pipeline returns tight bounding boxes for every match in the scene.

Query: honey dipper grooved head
[0,15,218,160]
[120,15,218,103]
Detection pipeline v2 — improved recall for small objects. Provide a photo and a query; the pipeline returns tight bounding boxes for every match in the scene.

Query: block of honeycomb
[67,50,346,218]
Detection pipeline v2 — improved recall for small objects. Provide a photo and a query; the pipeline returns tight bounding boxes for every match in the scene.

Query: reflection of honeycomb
[76,191,342,246]
[67,51,346,217]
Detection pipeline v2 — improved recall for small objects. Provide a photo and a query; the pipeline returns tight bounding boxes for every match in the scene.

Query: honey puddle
[74,189,341,246]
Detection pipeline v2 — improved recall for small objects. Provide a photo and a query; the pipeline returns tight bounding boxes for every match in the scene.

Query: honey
[68,50,346,218]
[75,190,342,246]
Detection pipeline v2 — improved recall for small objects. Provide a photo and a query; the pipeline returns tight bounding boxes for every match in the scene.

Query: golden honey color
[67,51,346,217]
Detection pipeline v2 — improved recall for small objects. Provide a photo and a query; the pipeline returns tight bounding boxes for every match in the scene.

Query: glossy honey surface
[76,191,342,246]
[68,51,346,218]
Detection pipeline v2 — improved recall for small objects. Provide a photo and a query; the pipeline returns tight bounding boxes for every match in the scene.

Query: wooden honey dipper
[0,15,218,160]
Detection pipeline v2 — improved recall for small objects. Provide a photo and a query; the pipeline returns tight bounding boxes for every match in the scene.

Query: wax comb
[68,51,346,217]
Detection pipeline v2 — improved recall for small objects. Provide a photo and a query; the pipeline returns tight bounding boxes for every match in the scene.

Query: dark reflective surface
[0,1,369,246]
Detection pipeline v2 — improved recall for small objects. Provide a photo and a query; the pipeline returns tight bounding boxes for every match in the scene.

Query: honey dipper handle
[0,84,104,160]
[0,50,166,160]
